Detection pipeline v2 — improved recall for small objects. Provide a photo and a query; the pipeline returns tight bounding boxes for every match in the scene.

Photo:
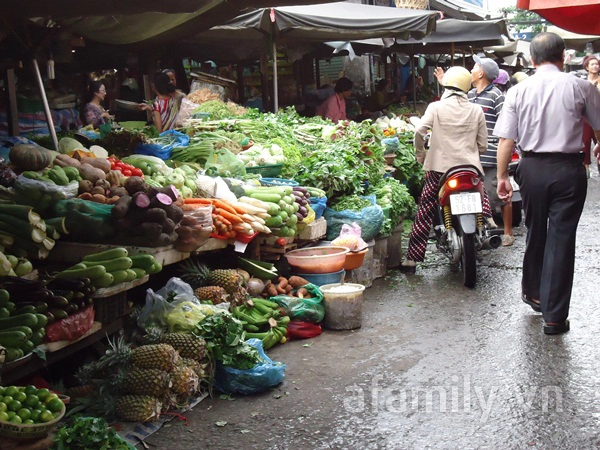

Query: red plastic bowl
[284,246,349,274]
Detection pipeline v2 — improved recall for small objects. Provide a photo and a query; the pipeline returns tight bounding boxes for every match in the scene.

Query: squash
[9,144,55,171]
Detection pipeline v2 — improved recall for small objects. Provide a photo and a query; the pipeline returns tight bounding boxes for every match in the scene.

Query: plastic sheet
[45,306,95,342]
[324,195,383,242]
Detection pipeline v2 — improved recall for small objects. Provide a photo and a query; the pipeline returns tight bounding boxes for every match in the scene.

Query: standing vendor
[140,72,184,133]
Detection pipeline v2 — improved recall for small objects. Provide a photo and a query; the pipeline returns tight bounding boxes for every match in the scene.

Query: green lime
[0,387,4,396]
[4,386,18,397]
[7,400,22,412]
[13,391,27,403]
[0,411,8,421]
[17,408,31,421]
[9,415,22,424]
[36,388,50,401]
[39,410,54,423]
[30,409,41,422]
[1,396,12,405]
[25,395,40,408]
[0,402,6,413]
[44,393,59,405]
[6,411,16,420]
[23,419,34,424]
[46,398,63,413]
[24,385,37,395]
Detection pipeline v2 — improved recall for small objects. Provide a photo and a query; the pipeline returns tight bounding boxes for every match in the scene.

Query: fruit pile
[0,385,64,425]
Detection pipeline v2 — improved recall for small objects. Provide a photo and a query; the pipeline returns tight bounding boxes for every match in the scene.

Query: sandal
[521,294,541,312]
[543,320,570,335]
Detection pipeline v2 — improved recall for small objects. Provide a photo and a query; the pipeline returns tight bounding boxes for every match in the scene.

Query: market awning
[546,25,600,52]
[177,2,438,62]
[429,0,499,21]
[516,0,600,36]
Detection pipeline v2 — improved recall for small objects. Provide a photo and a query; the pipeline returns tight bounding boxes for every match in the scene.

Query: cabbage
[58,137,86,154]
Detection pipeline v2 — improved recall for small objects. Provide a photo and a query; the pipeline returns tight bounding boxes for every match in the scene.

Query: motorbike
[434,164,502,288]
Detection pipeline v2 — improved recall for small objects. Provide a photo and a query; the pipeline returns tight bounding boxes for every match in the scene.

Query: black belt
[522,152,581,159]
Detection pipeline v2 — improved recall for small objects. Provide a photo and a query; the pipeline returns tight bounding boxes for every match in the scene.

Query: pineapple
[178,259,211,289]
[158,333,207,360]
[120,368,173,399]
[116,395,162,422]
[207,268,244,294]
[67,384,98,398]
[178,259,243,294]
[194,286,229,304]
[143,326,166,345]
[99,336,179,373]
[180,358,202,377]
[170,363,200,396]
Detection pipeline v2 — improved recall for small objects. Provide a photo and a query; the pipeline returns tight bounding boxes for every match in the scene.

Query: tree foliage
[501,7,545,34]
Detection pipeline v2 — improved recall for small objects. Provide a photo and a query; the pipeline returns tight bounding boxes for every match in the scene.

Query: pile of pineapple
[178,259,250,306]
[70,330,212,423]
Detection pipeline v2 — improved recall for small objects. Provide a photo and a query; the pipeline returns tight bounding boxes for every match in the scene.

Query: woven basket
[0,403,66,440]
[394,0,429,9]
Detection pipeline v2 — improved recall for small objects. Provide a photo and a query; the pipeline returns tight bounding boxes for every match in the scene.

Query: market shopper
[581,54,600,177]
[139,72,184,133]
[316,77,353,122]
[494,32,600,335]
[398,67,490,273]
[83,80,113,128]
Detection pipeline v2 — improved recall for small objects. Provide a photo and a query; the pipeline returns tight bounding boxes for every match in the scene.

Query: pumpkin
[9,144,55,171]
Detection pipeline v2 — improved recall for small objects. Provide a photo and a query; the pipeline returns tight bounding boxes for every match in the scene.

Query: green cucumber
[91,272,114,289]
[5,347,21,362]
[109,270,129,285]
[1,326,33,339]
[147,262,162,275]
[30,329,45,346]
[249,192,283,203]
[34,313,48,329]
[0,288,9,306]
[48,308,68,320]
[55,265,107,281]
[49,296,69,308]
[130,268,147,279]
[0,330,29,348]
[0,313,38,330]
[0,307,10,319]
[82,247,129,262]
[124,269,137,282]
[83,257,133,272]
[129,254,157,272]
[13,305,38,316]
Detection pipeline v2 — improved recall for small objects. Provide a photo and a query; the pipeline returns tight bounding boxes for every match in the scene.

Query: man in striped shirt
[468,56,514,246]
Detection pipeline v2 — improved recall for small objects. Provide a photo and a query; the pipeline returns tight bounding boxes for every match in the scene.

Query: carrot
[215,208,243,224]
[211,199,238,215]
[184,198,212,205]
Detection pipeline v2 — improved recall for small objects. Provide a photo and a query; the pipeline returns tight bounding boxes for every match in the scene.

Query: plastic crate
[93,292,129,323]
[259,177,299,187]
[246,164,283,178]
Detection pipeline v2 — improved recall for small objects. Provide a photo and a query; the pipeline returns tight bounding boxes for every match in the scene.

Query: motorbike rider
[398,67,491,273]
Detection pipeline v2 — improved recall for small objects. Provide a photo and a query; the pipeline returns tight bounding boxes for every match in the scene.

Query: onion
[247,277,265,296]
[236,269,250,283]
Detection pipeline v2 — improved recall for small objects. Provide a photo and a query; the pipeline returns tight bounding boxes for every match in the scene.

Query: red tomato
[275,237,287,247]
[131,168,143,177]
[122,169,132,176]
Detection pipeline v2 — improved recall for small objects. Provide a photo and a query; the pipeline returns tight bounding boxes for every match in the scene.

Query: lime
[24,385,37,395]
[0,411,8,421]
[39,410,54,423]
[36,388,50,401]
[13,391,27,403]
[46,398,63,413]
[23,419,34,424]
[9,414,22,424]
[6,411,16,420]
[25,395,40,409]
[7,400,22,412]
[44,393,59,405]
[17,408,31,421]
[4,386,18,397]
[0,387,4,396]
[0,402,6,413]
[30,409,41,422]
[1,396,12,405]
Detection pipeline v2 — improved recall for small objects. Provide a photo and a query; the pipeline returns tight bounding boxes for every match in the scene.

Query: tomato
[131,168,143,177]
[122,169,132,177]
[275,237,287,247]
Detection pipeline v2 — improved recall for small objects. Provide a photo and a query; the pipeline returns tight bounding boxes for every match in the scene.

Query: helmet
[442,66,472,93]
[493,69,510,86]
[512,71,529,84]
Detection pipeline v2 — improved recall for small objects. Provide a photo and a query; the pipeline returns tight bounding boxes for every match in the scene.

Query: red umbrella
[517,0,600,35]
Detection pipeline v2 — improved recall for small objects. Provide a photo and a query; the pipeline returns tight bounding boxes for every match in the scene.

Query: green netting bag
[52,198,116,241]
[270,284,325,323]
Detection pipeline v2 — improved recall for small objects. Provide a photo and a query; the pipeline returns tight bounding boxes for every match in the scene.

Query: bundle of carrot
[183,197,271,240]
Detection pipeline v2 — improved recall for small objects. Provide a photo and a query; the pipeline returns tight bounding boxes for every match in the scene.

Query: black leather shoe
[543,320,570,335]
[397,263,416,274]
[522,294,541,313]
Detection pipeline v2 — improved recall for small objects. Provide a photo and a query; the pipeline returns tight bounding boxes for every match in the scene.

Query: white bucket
[320,283,365,330]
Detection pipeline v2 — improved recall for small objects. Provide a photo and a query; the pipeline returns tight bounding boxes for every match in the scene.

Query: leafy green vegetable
[52,416,134,450]
[367,177,416,236]
[331,195,373,212]
[193,312,262,370]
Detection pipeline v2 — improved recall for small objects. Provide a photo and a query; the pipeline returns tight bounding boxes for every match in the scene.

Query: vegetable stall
[0,97,422,446]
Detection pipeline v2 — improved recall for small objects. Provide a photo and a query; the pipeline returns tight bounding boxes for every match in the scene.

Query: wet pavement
[141,171,600,450]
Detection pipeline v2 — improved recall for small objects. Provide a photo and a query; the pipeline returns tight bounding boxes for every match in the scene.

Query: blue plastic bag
[309,196,327,219]
[134,130,190,160]
[214,339,286,395]
[324,194,384,241]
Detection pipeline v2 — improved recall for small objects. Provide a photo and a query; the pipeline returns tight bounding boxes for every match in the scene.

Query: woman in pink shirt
[316,77,353,122]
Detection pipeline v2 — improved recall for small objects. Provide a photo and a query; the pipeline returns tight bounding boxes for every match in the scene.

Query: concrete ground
[139,168,600,450]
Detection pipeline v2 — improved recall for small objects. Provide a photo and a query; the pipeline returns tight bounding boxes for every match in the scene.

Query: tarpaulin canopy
[516,0,600,36]
[546,25,600,52]
[390,18,510,54]
[177,2,438,62]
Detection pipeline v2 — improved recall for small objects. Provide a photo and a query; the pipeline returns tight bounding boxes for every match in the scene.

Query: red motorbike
[435,164,501,288]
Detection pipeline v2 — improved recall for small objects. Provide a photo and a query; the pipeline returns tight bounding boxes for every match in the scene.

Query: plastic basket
[235,231,259,243]
[93,292,129,323]
[246,164,283,178]
[0,402,65,440]
[259,177,299,187]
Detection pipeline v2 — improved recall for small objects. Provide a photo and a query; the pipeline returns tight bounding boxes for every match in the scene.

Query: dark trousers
[517,153,587,322]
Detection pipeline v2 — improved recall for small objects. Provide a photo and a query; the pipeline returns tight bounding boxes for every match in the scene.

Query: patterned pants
[406,171,492,262]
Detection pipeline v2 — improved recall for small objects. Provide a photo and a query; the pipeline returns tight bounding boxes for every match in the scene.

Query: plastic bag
[271,284,325,323]
[134,131,189,160]
[324,195,383,242]
[51,198,116,242]
[14,175,78,218]
[175,98,200,127]
[301,204,316,224]
[174,208,213,252]
[331,222,369,252]
[204,148,246,178]
[286,321,323,340]
[138,277,197,329]
[165,301,217,333]
[309,196,327,220]
[214,338,286,395]
[45,306,95,342]
[381,137,400,154]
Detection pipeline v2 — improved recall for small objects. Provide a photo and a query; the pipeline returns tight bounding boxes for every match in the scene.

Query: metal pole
[32,59,58,150]
[411,53,417,112]
[273,41,279,112]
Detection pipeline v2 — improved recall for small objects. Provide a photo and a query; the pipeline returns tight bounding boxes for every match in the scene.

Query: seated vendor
[315,77,353,122]
[83,80,113,128]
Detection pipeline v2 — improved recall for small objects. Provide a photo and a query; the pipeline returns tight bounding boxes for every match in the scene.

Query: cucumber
[0,289,9,306]
[147,262,162,275]
[5,301,15,313]
[0,307,9,319]
[1,326,33,339]
[130,268,147,279]
[13,305,38,316]
[82,247,129,262]
[30,329,45,346]
[91,272,114,289]
[49,296,69,308]
[0,313,38,330]
[21,340,34,353]
[249,192,283,203]
[48,308,68,320]
[0,330,29,348]
[5,347,21,362]
[129,254,157,272]
[34,302,48,314]
[83,257,133,272]
[34,313,48,329]
[55,265,107,280]
[124,269,137,282]
[109,270,129,285]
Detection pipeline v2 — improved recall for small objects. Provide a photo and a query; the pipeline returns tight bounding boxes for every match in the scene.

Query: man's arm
[496,137,514,201]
